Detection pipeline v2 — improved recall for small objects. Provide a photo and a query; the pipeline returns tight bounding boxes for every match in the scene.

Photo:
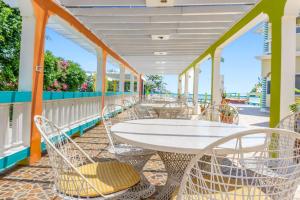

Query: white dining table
[111,119,264,200]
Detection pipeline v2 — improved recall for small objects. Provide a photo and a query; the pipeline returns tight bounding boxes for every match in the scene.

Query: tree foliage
[44,51,87,91]
[250,77,262,94]
[0,1,92,92]
[0,1,21,90]
[144,75,167,93]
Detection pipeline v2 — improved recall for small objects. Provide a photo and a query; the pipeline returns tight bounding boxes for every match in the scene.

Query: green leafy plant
[44,51,87,91]
[289,103,299,113]
[219,104,237,117]
[144,75,168,93]
[221,91,227,99]
[0,1,21,90]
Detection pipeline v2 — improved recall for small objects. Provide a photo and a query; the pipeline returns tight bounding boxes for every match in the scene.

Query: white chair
[173,128,300,200]
[159,101,190,119]
[277,112,300,133]
[102,104,156,198]
[122,99,134,109]
[199,104,239,124]
[34,115,141,200]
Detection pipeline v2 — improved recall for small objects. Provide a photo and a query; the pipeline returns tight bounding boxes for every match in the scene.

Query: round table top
[111,119,264,154]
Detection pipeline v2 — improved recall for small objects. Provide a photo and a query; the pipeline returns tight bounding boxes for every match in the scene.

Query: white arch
[284,0,300,16]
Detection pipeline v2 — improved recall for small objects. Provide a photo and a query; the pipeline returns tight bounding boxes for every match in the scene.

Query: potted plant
[221,91,227,105]
[219,104,236,124]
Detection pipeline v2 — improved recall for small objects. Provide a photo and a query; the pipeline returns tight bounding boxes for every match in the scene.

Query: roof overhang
[57,0,261,75]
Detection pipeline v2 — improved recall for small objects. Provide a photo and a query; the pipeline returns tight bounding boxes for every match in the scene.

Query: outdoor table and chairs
[140,101,193,119]
[111,119,267,200]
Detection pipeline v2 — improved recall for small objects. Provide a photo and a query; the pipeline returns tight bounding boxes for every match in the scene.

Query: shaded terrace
[1,0,300,199]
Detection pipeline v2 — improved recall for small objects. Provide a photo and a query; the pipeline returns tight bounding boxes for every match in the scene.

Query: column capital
[212,48,223,58]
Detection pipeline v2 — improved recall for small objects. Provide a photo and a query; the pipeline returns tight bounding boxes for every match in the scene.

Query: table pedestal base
[156,152,195,200]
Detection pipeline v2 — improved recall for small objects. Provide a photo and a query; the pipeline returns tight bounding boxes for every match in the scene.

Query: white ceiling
[36,0,262,74]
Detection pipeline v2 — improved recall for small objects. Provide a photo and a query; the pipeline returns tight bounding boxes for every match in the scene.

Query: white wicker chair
[102,104,156,198]
[277,112,300,133]
[159,101,191,119]
[199,104,239,124]
[122,99,134,109]
[34,115,141,200]
[174,128,300,200]
[134,103,158,119]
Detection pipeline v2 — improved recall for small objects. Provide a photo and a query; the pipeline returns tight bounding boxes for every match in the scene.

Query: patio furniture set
[34,96,300,200]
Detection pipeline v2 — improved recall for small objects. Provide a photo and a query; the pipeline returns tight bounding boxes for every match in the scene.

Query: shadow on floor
[235,105,269,117]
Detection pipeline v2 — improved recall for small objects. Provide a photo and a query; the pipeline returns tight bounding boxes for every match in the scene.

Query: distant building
[256,19,300,111]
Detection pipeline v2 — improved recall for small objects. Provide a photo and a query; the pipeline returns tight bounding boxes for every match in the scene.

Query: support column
[19,0,50,163]
[130,74,135,93]
[18,6,36,149]
[193,64,200,114]
[119,65,125,93]
[138,75,142,100]
[178,76,182,98]
[184,73,189,98]
[101,51,107,111]
[96,48,103,92]
[269,12,296,127]
[211,49,222,105]
[279,16,296,120]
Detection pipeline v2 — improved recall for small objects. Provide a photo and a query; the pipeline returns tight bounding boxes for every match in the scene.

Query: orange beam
[101,50,107,111]
[43,0,138,75]
[139,74,143,99]
[29,0,50,163]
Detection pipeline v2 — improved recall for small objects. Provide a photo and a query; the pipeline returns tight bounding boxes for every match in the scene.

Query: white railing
[0,101,31,157]
[0,91,139,171]
[43,97,101,130]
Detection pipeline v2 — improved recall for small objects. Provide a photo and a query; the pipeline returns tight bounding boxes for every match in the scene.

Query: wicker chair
[34,115,141,200]
[173,128,300,200]
[199,104,239,124]
[102,104,156,198]
[159,101,191,119]
[122,99,134,109]
[277,112,300,133]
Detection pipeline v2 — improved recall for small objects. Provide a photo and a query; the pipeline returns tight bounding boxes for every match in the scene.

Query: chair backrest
[102,104,137,148]
[277,112,300,133]
[159,101,190,119]
[199,104,239,124]
[122,99,133,109]
[34,115,103,197]
[178,128,300,200]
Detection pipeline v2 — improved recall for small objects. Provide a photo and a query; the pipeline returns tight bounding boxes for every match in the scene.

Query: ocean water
[152,93,260,105]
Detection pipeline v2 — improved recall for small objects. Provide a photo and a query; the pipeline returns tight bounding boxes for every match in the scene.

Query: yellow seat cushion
[171,175,270,200]
[58,161,140,197]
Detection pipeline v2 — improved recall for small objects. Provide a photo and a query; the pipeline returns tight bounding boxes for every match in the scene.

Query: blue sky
[45,25,263,94]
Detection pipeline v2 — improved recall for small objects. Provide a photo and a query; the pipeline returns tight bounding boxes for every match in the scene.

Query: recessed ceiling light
[151,35,170,40]
[146,0,174,7]
[155,61,166,64]
[154,51,168,56]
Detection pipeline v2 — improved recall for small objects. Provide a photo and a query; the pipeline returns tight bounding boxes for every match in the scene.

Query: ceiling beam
[78,15,239,24]
[108,40,213,45]
[119,52,204,56]
[68,5,251,16]
[97,29,224,35]
[87,22,232,30]
[104,34,219,39]
[61,0,256,7]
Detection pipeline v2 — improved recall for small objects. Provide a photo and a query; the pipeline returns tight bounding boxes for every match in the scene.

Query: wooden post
[29,1,50,163]
[101,50,107,111]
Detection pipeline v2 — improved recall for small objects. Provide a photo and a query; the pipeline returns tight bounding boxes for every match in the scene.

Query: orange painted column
[139,75,143,100]
[29,1,50,163]
[101,50,107,111]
